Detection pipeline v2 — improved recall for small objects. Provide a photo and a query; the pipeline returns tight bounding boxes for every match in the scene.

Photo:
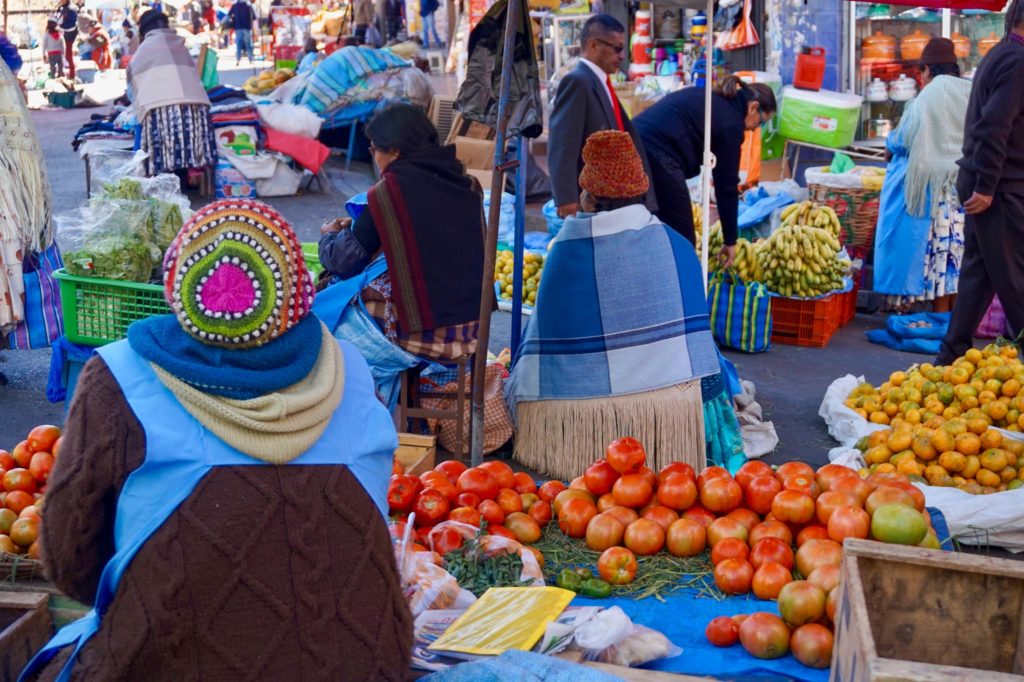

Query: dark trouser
[355,23,368,41]
[937,172,1024,364]
[649,152,695,245]
[48,53,64,78]
[64,33,76,79]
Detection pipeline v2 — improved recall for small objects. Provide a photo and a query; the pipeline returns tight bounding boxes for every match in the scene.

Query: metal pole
[471,0,520,466]
[700,0,715,293]
[510,135,526,355]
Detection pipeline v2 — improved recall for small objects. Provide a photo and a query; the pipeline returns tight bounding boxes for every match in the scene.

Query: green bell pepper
[579,578,612,598]
[556,568,583,592]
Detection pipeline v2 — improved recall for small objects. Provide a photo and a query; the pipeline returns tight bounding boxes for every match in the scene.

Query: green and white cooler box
[779,86,863,149]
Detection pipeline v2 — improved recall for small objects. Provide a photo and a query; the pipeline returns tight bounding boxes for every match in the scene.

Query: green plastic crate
[302,242,323,279]
[55,268,170,346]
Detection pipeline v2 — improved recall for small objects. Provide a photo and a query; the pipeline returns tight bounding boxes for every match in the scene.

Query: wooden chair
[396,355,474,457]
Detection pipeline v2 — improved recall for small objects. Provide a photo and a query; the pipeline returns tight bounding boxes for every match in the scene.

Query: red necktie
[606,75,625,132]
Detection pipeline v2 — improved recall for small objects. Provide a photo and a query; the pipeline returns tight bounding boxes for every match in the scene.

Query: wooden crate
[394,433,437,476]
[0,591,53,681]
[832,538,1024,681]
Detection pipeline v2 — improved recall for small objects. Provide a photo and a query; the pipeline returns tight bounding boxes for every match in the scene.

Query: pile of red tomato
[388,458,553,561]
[0,425,61,559]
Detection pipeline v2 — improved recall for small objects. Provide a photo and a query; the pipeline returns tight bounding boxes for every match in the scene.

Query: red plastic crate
[770,288,856,347]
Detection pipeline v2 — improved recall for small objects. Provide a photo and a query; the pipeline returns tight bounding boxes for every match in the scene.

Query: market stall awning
[846,0,1007,10]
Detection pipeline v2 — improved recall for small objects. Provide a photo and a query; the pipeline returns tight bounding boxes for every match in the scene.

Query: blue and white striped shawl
[506,204,719,410]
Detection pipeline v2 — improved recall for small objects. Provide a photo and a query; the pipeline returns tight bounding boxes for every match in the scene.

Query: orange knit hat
[579,130,650,199]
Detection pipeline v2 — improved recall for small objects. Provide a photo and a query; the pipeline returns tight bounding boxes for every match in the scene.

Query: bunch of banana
[691,202,703,237]
[756,223,850,298]
[731,238,764,283]
[780,201,842,240]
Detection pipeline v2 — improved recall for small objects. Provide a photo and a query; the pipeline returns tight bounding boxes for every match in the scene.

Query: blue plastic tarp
[866,312,950,355]
[738,186,795,231]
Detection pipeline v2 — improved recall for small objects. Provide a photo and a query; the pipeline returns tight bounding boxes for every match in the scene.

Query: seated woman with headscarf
[506,130,730,478]
[25,200,412,681]
[316,103,484,408]
[128,11,216,177]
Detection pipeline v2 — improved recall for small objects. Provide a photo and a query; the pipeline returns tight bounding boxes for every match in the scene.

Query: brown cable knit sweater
[36,356,413,681]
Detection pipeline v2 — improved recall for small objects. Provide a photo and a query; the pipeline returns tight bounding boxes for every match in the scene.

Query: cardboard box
[832,538,1024,681]
[394,433,437,476]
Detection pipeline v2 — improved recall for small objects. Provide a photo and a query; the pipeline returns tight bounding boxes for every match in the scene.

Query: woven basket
[0,553,44,581]
[808,184,881,256]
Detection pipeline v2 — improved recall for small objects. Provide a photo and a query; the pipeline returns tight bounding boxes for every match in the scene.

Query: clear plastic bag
[425,520,545,586]
[575,607,682,667]
[57,199,159,282]
[392,518,476,617]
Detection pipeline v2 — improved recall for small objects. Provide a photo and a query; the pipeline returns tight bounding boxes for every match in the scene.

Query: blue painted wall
[779,0,844,91]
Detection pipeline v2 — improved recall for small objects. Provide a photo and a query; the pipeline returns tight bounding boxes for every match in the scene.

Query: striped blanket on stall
[295,46,412,117]
[506,204,720,413]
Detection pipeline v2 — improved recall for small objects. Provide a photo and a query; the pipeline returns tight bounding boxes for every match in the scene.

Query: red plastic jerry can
[794,46,826,91]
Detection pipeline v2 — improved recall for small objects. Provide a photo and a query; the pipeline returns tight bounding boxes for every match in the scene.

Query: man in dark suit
[548,14,655,218]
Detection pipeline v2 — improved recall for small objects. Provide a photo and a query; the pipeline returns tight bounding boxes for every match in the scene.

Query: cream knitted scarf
[152,322,345,463]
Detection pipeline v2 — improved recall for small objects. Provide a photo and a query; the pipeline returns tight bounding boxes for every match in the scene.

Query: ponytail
[714,76,778,115]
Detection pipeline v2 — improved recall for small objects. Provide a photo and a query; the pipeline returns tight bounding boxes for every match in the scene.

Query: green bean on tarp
[531,523,720,602]
[442,533,535,597]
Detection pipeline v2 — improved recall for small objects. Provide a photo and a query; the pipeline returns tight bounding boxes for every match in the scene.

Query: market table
[567,509,952,681]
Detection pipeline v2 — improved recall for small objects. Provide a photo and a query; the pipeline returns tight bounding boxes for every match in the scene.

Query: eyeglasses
[593,37,625,54]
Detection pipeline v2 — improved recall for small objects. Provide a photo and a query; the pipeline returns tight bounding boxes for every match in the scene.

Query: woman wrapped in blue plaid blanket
[507,130,745,480]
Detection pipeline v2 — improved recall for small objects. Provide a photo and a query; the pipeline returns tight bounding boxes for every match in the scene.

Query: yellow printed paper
[428,586,575,656]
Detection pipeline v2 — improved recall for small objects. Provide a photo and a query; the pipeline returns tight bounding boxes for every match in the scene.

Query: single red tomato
[865,485,917,515]
[478,499,505,526]
[697,466,731,491]
[604,505,640,528]
[826,586,840,623]
[776,461,815,482]
[806,563,840,595]
[558,498,598,538]
[596,493,618,512]
[553,488,595,516]
[4,491,33,515]
[877,481,925,511]
[749,520,793,547]
[434,460,468,486]
[26,425,61,455]
[752,562,793,600]
[790,623,833,669]
[657,473,698,511]
[585,512,626,551]
[569,476,589,490]
[726,508,761,531]
[795,539,843,577]
[478,461,515,490]
[707,516,749,546]
[10,442,31,469]
[512,472,537,494]
[624,518,665,555]
[782,475,820,499]
[831,475,873,505]
[496,488,524,515]
[458,492,481,509]
[771,490,816,525]
[745,475,783,516]
[51,436,62,459]
[732,614,750,627]
[735,460,774,490]
[682,506,716,528]
[749,536,794,570]
[815,490,860,526]
[538,480,567,503]
[597,546,638,584]
[711,537,750,565]
[448,507,483,528]
[665,518,706,557]
[777,581,827,627]
[0,451,12,471]
[612,473,653,509]
[504,512,542,544]
[739,613,791,659]
[700,477,743,514]
[827,505,870,543]
[605,437,646,474]
[705,616,740,647]
[487,524,518,540]
[520,493,539,512]
[815,463,857,492]
[413,489,450,527]
[796,524,830,547]
[642,505,679,531]
[421,474,458,505]
[714,558,754,595]
[528,499,553,525]
[658,462,696,486]
[636,466,658,490]
[388,475,419,513]
[432,527,465,556]
[457,468,499,501]
[584,459,620,496]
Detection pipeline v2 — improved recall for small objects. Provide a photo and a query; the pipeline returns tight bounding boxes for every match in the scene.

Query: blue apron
[21,337,398,682]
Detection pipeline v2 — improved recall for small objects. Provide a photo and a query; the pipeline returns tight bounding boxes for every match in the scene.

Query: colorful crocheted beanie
[162,199,314,349]
[579,130,650,199]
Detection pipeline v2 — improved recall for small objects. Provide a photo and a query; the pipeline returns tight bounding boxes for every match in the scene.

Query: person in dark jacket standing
[548,14,655,218]
[419,0,442,48]
[634,75,776,267]
[228,0,255,65]
[56,0,78,79]
[937,0,1024,363]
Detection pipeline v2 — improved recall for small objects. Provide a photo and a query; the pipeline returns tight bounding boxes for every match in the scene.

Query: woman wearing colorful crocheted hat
[317,103,485,409]
[507,130,744,480]
[25,200,412,681]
